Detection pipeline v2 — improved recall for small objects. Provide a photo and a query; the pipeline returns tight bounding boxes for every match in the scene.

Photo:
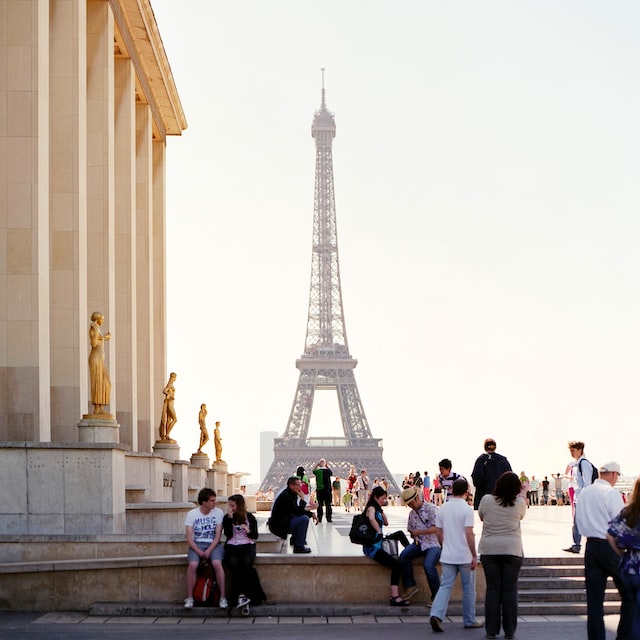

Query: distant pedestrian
[312,458,333,523]
[541,476,550,505]
[332,476,342,507]
[552,473,564,505]
[471,438,512,510]
[423,471,432,502]
[575,461,634,639]
[356,469,370,508]
[529,476,540,506]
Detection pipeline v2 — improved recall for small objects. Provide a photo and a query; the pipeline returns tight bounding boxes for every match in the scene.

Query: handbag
[381,537,398,557]
[349,512,378,545]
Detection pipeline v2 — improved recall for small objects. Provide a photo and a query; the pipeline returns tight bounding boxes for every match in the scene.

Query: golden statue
[214,421,223,462]
[197,404,209,453]
[158,372,177,442]
[88,311,111,414]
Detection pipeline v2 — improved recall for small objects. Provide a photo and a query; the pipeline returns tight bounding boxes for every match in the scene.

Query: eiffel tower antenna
[260,76,398,493]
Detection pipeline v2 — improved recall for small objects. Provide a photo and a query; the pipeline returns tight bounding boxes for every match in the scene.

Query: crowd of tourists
[180,439,640,639]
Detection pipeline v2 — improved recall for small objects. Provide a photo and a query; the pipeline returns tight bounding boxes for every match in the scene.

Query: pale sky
[151,1,640,487]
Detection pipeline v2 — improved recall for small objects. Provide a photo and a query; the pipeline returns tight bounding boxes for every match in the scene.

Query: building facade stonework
[0,0,211,536]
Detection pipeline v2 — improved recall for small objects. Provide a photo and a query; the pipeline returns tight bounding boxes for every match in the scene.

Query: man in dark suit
[268,476,317,553]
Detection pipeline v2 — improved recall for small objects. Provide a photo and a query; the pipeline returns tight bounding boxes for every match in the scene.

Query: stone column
[49,0,88,442]
[1,0,51,442]
[135,102,154,451]
[86,0,117,427]
[114,56,137,449]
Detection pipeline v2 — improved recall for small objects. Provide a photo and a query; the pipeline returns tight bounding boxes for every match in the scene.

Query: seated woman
[223,494,266,607]
[363,485,411,606]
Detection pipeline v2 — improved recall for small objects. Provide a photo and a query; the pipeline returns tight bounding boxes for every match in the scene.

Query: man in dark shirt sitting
[268,476,317,553]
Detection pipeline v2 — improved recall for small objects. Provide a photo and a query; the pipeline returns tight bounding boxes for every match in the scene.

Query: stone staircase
[518,556,620,615]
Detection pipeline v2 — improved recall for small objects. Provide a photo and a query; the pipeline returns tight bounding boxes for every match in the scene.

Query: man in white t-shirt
[183,487,227,609]
[429,478,482,632]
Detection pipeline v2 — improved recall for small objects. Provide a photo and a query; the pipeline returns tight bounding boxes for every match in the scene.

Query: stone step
[520,565,585,577]
[520,556,584,566]
[519,588,621,603]
[517,601,620,616]
[519,575,586,589]
[89,600,622,619]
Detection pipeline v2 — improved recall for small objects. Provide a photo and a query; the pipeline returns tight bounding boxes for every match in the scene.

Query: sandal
[390,596,410,606]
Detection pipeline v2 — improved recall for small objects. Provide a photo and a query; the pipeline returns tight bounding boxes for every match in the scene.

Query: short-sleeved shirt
[608,512,640,575]
[436,496,475,564]
[407,501,440,551]
[184,506,223,544]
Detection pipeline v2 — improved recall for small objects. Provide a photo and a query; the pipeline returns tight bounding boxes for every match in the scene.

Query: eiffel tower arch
[260,77,398,494]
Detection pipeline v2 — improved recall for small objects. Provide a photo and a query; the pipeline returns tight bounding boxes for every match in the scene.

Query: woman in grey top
[478,471,527,639]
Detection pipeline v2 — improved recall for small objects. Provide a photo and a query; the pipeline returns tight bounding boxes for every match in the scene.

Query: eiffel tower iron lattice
[260,80,398,495]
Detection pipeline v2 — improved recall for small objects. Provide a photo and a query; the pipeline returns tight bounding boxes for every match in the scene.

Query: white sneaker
[237,596,250,607]
[219,597,229,609]
[183,597,194,609]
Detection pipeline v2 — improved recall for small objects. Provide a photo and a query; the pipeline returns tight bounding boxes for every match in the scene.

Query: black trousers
[224,543,265,605]
[584,538,634,640]
[481,554,523,637]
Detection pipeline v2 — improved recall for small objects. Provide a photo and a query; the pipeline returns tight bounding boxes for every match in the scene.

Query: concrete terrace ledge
[0,553,473,611]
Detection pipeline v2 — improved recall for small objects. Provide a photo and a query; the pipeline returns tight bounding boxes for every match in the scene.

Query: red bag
[193,575,219,605]
[193,558,219,606]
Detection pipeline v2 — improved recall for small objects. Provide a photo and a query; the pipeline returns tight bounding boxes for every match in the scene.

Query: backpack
[349,512,378,546]
[579,458,599,485]
[193,558,219,606]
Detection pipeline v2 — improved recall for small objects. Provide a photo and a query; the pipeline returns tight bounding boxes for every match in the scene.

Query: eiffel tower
[260,77,398,494]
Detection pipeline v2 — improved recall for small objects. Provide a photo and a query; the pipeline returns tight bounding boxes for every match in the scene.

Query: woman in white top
[478,471,527,640]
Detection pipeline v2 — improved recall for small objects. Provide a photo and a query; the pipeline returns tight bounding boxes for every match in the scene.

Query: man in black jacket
[268,476,317,553]
[470,438,512,510]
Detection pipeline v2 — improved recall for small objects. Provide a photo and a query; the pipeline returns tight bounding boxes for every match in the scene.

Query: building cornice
[110,0,187,139]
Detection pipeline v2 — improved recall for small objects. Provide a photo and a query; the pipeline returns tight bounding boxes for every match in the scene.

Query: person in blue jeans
[398,486,441,602]
[429,478,483,632]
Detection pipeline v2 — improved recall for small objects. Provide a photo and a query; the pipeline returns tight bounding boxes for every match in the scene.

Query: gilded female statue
[197,404,209,453]
[88,311,111,414]
[214,421,223,462]
[158,372,177,441]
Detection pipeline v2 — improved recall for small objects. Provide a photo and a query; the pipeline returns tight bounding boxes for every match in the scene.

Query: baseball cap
[599,461,621,474]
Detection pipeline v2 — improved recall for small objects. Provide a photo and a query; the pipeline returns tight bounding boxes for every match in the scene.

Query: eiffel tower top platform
[260,75,398,494]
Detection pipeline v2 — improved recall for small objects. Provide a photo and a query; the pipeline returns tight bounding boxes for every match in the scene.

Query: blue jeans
[481,554,523,637]
[621,572,640,640]
[584,538,634,639]
[429,562,477,626]
[399,543,441,599]
[289,515,310,547]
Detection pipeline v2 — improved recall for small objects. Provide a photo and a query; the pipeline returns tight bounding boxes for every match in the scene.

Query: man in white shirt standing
[575,461,634,640]
[429,477,483,632]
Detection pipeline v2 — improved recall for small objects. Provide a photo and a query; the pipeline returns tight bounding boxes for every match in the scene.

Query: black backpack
[349,512,378,545]
[578,458,599,485]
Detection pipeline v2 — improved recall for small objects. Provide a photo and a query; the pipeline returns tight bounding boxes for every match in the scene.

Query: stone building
[0,0,233,537]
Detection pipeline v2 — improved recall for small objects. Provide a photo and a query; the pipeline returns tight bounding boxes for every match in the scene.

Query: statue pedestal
[209,460,229,496]
[78,416,120,443]
[212,460,228,473]
[153,441,181,461]
[190,452,210,469]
